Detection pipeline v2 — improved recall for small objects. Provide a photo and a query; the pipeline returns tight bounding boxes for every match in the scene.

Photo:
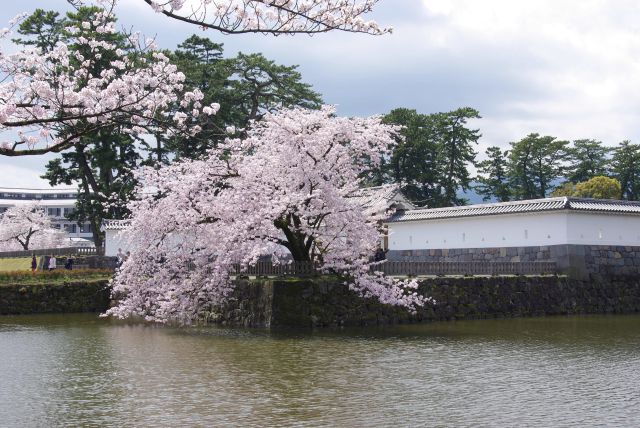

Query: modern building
[385,197,640,277]
[0,187,94,246]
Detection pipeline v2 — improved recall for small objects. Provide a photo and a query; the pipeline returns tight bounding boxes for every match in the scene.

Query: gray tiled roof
[388,197,640,223]
[102,219,131,230]
[348,185,415,211]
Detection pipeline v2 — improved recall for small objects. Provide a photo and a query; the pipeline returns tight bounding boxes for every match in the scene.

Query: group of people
[30,255,75,273]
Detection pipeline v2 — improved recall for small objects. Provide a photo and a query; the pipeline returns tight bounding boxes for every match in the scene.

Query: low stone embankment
[210,275,640,327]
[2,275,639,326]
[0,280,111,315]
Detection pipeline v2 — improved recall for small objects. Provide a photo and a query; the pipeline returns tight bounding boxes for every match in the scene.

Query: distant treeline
[366,107,638,206]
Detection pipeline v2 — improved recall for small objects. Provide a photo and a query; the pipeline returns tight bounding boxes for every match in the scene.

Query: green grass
[0,257,33,272]
[0,269,113,285]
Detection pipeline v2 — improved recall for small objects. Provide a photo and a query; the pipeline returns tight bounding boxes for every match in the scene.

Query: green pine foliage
[370,107,480,207]
[475,146,511,202]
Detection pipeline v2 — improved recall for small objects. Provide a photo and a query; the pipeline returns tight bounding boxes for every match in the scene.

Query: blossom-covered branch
[142,0,390,35]
[0,5,218,156]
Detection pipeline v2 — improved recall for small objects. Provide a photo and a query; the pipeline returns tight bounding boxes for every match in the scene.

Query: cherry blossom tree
[0,202,68,250]
[107,106,429,323]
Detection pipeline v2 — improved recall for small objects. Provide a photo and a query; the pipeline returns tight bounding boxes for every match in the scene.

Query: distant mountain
[456,179,566,205]
[458,183,486,205]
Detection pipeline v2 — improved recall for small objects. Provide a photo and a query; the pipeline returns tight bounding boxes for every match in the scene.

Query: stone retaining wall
[583,245,640,276]
[209,275,640,327]
[0,280,111,315]
[3,276,639,328]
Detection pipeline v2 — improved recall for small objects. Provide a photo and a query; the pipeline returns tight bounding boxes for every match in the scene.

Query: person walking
[48,255,57,271]
[116,248,125,267]
[65,257,74,270]
[31,255,37,274]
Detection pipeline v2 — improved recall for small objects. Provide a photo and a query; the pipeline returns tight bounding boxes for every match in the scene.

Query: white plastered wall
[104,229,131,257]
[387,211,640,250]
[387,212,569,250]
[566,212,640,246]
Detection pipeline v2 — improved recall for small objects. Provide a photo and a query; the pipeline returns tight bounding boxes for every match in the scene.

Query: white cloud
[417,0,640,150]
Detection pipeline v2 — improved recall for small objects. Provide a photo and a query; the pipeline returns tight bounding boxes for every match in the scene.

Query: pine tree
[611,140,640,200]
[475,146,511,202]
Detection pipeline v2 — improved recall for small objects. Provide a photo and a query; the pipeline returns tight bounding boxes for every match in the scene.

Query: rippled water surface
[1,314,639,427]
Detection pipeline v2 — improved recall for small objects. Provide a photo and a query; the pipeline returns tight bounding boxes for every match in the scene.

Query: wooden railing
[0,246,103,258]
[231,261,318,276]
[229,261,557,277]
[375,261,557,276]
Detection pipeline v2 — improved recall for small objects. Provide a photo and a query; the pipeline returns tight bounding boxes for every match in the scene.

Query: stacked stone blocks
[387,244,640,278]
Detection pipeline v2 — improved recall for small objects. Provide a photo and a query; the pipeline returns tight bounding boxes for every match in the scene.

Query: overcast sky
[2,0,640,188]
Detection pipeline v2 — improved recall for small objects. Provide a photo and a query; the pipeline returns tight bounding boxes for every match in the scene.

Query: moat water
[1,313,639,427]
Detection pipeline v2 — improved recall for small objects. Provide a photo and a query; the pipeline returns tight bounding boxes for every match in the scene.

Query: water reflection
[1,314,639,427]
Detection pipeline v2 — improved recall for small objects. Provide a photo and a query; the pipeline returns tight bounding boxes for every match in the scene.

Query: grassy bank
[0,258,32,272]
[0,269,113,285]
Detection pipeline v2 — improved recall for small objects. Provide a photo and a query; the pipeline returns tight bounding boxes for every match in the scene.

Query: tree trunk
[274,215,312,262]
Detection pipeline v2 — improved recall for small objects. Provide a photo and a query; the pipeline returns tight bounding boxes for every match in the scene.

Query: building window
[48,208,61,217]
[80,223,92,233]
